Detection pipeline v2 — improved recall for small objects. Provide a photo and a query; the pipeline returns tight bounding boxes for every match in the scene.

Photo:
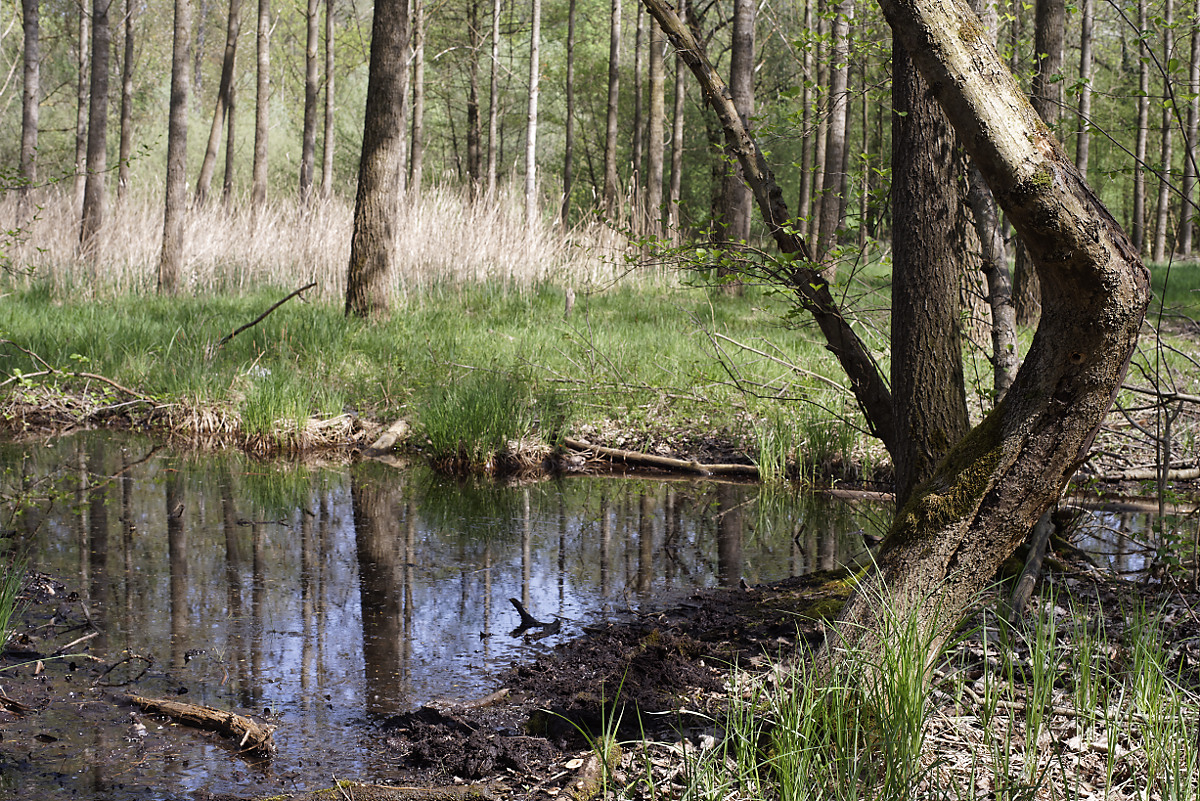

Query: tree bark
[890,40,972,507]
[158,0,192,295]
[643,0,1149,663]
[1153,0,1175,262]
[718,0,754,246]
[345,0,408,318]
[645,16,665,238]
[251,0,270,210]
[602,0,622,214]
[196,0,241,205]
[561,0,576,223]
[797,0,814,238]
[523,0,541,228]
[223,77,237,203]
[20,0,39,198]
[117,0,135,201]
[321,0,334,199]
[1183,0,1200,256]
[300,0,320,203]
[817,0,854,262]
[1133,0,1149,253]
[73,1,89,217]
[667,0,686,234]
[486,0,501,195]
[466,0,482,197]
[409,0,425,194]
[80,0,111,257]
[632,3,646,215]
[1074,0,1093,177]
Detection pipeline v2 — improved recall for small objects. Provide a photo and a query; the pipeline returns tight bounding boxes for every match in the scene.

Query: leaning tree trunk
[195,0,241,205]
[641,0,1149,662]
[344,0,408,318]
[158,0,192,295]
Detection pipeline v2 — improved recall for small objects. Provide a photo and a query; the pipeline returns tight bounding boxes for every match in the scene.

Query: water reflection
[0,432,887,799]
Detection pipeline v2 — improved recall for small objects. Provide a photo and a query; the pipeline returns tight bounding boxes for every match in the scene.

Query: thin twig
[217,282,317,347]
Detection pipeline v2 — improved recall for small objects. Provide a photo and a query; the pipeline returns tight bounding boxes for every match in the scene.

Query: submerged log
[123,693,277,755]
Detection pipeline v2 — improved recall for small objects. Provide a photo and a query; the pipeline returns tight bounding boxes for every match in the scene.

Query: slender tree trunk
[719,0,755,245]
[193,0,208,93]
[891,40,972,506]
[20,0,39,198]
[810,9,829,245]
[797,0,814,237]
[1074,0,1093,177]
[1153,0,1175,262]
[345,0,408,318]
[486,0,501,194]
[251,0,270,210]
[1133,0,1150,253]
[523,0,540,228]
[321,0,334,199]
[223,80,237,202]
[817,0,854,262]
[159,0,192,295]
[300,0,320,202]
[117,0,134,201]
[466,0,482,197]
[667,0,686,233]
[409,0,425,193]
[561,0,576,223]
[1182,0,1200,256]
[195,0,241,205]
[632,3,646,216]
[602,0,621,213]
[80,0,111,256]
[646,16,665,238]
[73,1,89,216]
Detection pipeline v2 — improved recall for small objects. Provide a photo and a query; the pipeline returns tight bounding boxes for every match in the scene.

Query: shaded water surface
[0,432,888,799]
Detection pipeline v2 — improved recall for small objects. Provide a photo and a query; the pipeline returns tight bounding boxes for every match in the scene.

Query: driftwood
[563,437,759,478]
[363,417,411,456]
[123,693,277,755]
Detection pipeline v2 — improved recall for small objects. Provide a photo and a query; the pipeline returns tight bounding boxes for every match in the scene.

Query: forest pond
[0,432,1180,799]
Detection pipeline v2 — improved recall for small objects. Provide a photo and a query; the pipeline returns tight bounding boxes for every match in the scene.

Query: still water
[0,432,889,799]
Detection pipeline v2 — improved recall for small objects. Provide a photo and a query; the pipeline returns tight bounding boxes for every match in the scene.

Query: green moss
[801,598,847,621]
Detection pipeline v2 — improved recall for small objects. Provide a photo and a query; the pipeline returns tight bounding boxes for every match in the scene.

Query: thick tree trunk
[817,0,853,261]
[409,0,425,194]
[251,0,270,210]
[195,0,241,205]
[602,0,621,214]
[80,0,111,257]
[643,0,1149,662]
[1075,0,1093,177]
[645,17,665,238]
[890,41,972,507]
[561,0,576,223]
[158,0,192,295]
[20,0,39,198]
[1152,0,1175,262]
[523,0,540,228]
[300,0,320,203]
[344,0,408,318]
[1182,0,1200,257]
[117,0,135,201]
[321,0,334,199]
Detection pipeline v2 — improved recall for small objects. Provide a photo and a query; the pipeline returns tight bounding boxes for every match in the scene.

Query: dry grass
[1,183,628,299]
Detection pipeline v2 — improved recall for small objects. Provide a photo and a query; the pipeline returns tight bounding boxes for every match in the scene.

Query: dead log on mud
[123,693,277,755]
[563,437,759,478]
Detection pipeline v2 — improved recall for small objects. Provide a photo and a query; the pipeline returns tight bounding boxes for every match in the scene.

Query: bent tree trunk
[642,0,1149,657]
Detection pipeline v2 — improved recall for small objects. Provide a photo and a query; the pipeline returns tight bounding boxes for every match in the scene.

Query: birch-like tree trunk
[602,0,621,213]
[667,0,686,233]
[80,0,111,256]
[73,2,89,216]
[321,0,334,199]
[345,0,409,318]
[251,0,270,210]
[1074,0,1093,177]
[523,0,540,227]
[817,0,853,262]
[20,0,39,198]
[409,0,425,193]
[158,0,192,295]
[195,0,241,205]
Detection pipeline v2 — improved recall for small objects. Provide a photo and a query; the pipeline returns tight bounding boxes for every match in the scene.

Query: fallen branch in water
[563,437,759,478]
[217,281,317,347]
[123,693,277,755]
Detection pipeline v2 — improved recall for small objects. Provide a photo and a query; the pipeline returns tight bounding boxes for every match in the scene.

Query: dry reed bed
[2,185,626,298]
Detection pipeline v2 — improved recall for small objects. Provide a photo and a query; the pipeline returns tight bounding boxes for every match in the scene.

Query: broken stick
[123,693,277,755]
